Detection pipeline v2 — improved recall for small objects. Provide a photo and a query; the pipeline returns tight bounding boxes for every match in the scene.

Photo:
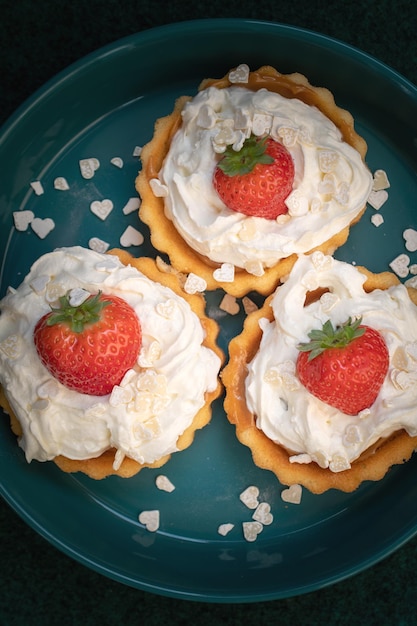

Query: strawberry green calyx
[45,291,111,334]
[297,317,366,361]
[217,135,274,177]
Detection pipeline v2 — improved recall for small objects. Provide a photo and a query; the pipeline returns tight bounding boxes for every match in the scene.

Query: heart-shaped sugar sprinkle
[403,228,417,252]
[213,263,235,283]
[149,178,168,197]
[156,299,177,319]
[31,217,55,239]
[281,484,302,504]
[239,486,260,510]
[13,210,34,231]
[311,250,333,271]
[277,126,298,148]
[318,173,336,195]
[389,253,410,278]
[109,385,133,407]
[79,158,100,179]
[286,190,309,216]
[368,189,388,210]
[228,63,250,84]
[90,199,114,221]
[30,275,49,294]
[252,502,273,526]
[252,113,272,136]
[242,521,263,542]
[68,288,90,307]
[138,510,160,532]
[372,169,390,191]
[0,334,22,359]
[184,273,207,295]
[88,237,110,253]
[120,225,144,247]
[318,150,339,173]
[54,177,69,190]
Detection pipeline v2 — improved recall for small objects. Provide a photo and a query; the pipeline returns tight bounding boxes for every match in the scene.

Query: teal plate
[1,19,417,602]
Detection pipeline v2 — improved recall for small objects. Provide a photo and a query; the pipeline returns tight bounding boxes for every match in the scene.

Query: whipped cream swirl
[157,86,373,272]
[246,253,417,472]
[0,247,221,465]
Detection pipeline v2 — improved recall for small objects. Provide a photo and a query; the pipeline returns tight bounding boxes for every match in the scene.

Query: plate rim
[1,17,417,603]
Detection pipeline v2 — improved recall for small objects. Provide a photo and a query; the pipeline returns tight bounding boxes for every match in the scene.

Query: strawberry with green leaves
[34,291,141,396]
[213,135,295,219]
[296,317,389,416]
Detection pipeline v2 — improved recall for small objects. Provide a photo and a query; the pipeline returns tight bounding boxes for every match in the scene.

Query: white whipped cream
[157,86,373,272]
[245,253,417,472]
[0,247,221,465]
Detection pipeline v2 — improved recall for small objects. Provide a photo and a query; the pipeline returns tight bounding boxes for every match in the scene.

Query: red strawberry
[296,317,389,416]
[34,291,141,396]
[213,135,294,219]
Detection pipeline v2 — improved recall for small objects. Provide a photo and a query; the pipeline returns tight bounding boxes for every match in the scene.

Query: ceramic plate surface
[1,19,417,602]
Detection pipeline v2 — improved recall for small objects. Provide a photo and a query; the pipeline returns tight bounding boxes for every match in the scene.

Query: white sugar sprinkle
[371,213,384,227]
[155,475,176,492]
[122,197,141,215]
[239,486,260,510]
[30,181,44,195]
[217,523,234,536]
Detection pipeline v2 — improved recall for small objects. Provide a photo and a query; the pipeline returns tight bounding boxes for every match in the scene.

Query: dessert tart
[137,64,373,297]
[222,252,417,493]
[0,246,223,479]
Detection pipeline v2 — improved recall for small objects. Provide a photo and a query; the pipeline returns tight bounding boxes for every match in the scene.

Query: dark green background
[1,1,417,624]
